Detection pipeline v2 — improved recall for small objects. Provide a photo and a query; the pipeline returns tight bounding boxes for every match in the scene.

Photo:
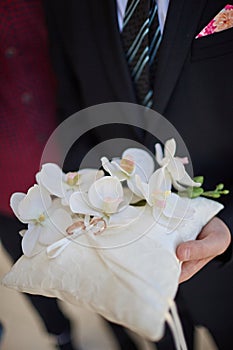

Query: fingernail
[184,248,190,260]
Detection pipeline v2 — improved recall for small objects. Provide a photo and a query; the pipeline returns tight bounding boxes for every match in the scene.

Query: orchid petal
[167,158,186,181]
[127,176,145,197]
[111,160,130,179]
[148,168,171,206]
[22,224,41,257]
[122,187,135,204]
[172,179,188,192]
[149,168,171,195]
[39,163,65,198]
[122,148,154,181]
[155,143,164,166]
[19,229,26,237]
[78,169,104,192]
[116,187,135,210]
[101,157,127,181]
[176,171,201,189]
[61,195,71,206]
[47,198,64,213]
[134,175,150,201]
[35,171,40,184]
[39,208,72,245]
[164,138,176,159]
[10,193,26,223]
[88,177,123,214]
[70,192,101,217]
[18,185,51,221]
[49,208,73,234]
[119,156,135,176]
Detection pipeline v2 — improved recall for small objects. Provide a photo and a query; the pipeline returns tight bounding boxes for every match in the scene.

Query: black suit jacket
[43,0,233,258]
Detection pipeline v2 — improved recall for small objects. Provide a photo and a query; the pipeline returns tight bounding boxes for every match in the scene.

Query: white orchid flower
[10,185,73,257]
[37,163,104,205]
[155,138,201,191]
[70,176,139,227]
[101,148,154,197]
[135,167,194,228]
[135,167,171,208]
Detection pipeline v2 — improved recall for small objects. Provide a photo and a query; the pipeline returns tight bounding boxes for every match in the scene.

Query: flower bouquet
[2,139,227,350]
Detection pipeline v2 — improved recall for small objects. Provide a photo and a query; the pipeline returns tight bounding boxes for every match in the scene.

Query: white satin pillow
[2,197,223,342]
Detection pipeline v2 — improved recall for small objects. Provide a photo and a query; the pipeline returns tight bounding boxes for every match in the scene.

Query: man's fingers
[176,217,231,262]
[177,217,231,283]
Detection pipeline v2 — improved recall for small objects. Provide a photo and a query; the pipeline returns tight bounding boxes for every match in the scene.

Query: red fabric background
[0,0,57,215]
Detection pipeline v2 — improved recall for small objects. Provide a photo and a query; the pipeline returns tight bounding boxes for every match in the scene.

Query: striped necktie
[121,0,162,108]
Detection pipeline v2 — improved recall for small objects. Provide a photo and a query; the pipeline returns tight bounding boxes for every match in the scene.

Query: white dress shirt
[117,0,170,33]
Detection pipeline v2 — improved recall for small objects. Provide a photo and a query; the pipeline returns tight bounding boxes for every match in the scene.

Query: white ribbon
[46,218,107,258]
[165,299,188,350]
[47,228,83,258]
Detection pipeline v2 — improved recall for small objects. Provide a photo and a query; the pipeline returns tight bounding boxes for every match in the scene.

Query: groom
[43,0,233,348]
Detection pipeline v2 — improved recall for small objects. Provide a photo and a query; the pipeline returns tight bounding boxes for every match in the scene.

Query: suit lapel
[153,0,208,114]
[88,0,137,103]
[88,0,208,116]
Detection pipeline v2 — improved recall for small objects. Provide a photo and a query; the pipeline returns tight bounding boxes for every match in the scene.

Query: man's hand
[176,217,231,283]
